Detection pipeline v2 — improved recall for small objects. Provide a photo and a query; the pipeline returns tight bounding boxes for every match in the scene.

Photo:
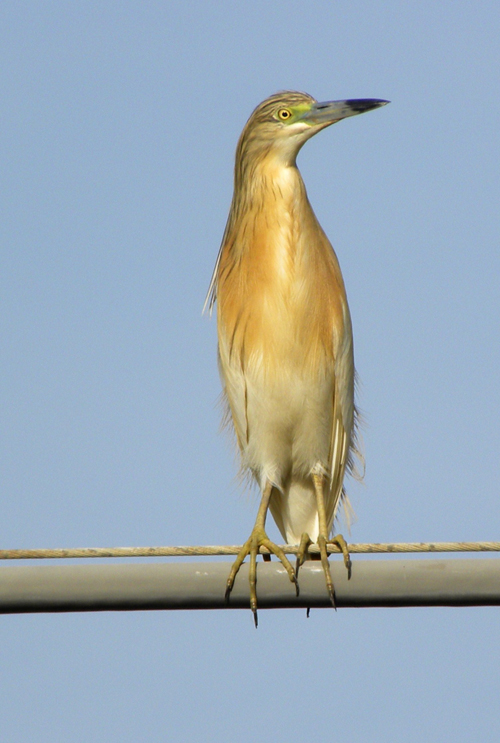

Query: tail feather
[269,480,319,544]
[269,478,354,545]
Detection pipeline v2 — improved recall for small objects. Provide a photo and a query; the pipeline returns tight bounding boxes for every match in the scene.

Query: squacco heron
[205,91,388,625]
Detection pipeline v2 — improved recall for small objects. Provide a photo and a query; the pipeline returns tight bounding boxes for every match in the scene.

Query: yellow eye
[277,108,292,121]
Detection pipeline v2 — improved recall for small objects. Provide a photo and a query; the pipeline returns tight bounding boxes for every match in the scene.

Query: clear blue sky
[1,2,499,741]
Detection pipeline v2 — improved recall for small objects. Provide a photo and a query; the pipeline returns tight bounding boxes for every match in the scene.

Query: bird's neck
[235,152,304,208]
[232,155,314,253]
[226,156,322,293]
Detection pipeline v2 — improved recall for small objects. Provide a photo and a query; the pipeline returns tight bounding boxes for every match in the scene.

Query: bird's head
[236,91,389,169]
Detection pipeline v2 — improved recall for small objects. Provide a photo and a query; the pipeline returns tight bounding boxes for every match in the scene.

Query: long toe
[328,533,351,576]
[225,538,252,605]
[225,528,298,623]
[295,533,312,580]
[318,535,336,608]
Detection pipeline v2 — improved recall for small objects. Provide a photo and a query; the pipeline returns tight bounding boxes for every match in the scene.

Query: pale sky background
[1,2,499,741]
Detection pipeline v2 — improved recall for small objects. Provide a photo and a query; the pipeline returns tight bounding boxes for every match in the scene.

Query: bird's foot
[225,527,297,627]
[317,534,336,608]
[317,532,352,608]
[295,532,312,579]
[327,533,351,577]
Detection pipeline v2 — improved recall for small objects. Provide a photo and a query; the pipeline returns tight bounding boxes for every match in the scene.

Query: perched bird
[205,91,388,625]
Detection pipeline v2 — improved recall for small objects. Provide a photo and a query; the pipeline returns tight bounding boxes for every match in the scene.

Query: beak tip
[348,99,390,113]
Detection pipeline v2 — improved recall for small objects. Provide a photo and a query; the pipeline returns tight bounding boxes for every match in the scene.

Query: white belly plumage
[219,337,350,544]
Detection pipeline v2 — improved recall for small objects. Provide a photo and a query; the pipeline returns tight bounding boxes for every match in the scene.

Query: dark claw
[329,588,336,610]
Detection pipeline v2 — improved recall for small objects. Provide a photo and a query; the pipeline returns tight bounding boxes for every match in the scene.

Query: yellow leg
[312,473,351,608]
[225,480,298,627]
